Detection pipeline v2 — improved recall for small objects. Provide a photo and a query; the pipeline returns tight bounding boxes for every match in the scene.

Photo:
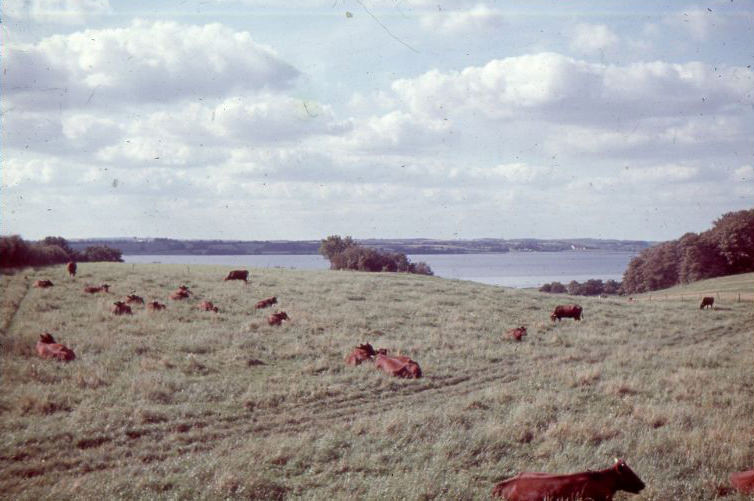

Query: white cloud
[421,4,504,34]
[337,111,451,153]
[569,23,619,53]
[2,20,299,110]
[2,0,111,24]
[666,6,725,41]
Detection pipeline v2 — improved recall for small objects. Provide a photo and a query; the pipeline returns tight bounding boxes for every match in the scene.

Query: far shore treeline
[0,236,122,268]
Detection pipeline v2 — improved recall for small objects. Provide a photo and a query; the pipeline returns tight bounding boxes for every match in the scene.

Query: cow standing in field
[267,311,289,326]
[67,261,77,277]
[111,301,133,315]
[346,343,376,366]
[224,270,249,283]
[36,333,76,361]
[492,458,645,500]
[33,279,54,288]
[84,284,110,294]
[506,326,527,341]
[255,296,277,309]
[147,301,166,311]
[550,304,583,322]
[374,351,422,379]
[700,296,715,309]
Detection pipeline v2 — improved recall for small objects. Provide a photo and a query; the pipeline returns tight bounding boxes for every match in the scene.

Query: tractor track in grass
[0,273,33,337]
[0,357,521,485]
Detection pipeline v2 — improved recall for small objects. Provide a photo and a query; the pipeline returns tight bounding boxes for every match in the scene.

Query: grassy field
[1,262,753,500]
[631,272,754,304]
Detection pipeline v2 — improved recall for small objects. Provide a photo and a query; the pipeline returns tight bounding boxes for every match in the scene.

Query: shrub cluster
[0,235,123,268]
[621,209,754,294]
[319,235,433,275]
[539,279,621,296]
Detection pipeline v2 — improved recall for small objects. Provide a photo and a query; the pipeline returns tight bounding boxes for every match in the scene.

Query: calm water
[123,251,634,288]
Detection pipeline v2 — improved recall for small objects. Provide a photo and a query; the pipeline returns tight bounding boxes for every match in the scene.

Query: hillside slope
[633,272,754,302]
[1,263,752,499]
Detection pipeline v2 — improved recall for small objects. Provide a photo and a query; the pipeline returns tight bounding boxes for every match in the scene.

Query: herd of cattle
[27,263,750,499]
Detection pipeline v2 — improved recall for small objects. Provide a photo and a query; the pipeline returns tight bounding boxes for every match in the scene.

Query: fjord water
[123,250,634,288]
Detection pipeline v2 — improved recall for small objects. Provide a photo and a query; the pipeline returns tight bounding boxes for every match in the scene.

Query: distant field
[632,272,754,303]
[1,263,753,500]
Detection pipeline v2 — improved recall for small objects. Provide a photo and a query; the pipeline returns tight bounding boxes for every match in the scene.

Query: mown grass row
[1,263,753,499]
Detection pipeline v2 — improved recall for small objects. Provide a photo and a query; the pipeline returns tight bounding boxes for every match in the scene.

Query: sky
[1,0,753,242]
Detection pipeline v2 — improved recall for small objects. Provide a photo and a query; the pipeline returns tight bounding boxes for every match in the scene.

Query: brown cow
[66,261,77,277]
[550,304,583,322]
[224,270,249,283]
[346,343,376,366]
[506,326,527,341]
[198,300,219,313]
[36,333,75,361]
[492,458,645,500]
[169,286,192,300]
[267,311,289,326]
[374,352,422,379]
[700,296,714,309]
[255,296,278,309]
[111,301,133,315]
[147,300,166,311]
[84,284,110,294]
[33,279,54,288]
[730,469,754,494]
[125,293,144,305]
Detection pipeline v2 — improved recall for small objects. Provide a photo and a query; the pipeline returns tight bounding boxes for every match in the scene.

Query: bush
[0,235,123,268]
[319,235,432,275]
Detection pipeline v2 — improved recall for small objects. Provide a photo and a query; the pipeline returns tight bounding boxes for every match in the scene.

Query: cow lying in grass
[346,343,376,366]
[36,333,75,361]
[730,469,754,494]
[169,285,192,300]
[268,311,289,326]
[224,270,249,283]
[506,326,527,341]
[374,351,422,379]
[84,284,110,294]
[34,279,54,288]
[111,301,133,315]
[125,293,144,305]
[255,296,277,309]
[492,458,645,500]
[147,300,166,311]
[198,300,219,313]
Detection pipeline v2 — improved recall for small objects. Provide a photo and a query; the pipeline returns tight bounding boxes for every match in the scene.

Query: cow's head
[101,284,110,292]
[39,332,56,344]
[356,343,376,357]
[613,458,645,494]
[550,312,558,321]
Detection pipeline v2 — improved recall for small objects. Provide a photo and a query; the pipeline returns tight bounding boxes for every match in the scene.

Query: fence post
[738,293,741,303]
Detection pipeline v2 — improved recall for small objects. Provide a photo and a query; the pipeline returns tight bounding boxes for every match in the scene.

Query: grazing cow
[147,300,166,311]
[267,311,289,326]
[169,286,192,300]
[67,261,77,277]
[224,270,249,283]
[374,352,422,379]
[700,296,715,309]
[125,293,144,305]
[33,279,54,288]
[84,284,110,294]
[346,343,376,366]
[36,333,75,361]
[255,296,278,309]
[550,304,583,322]
[198,300,219,313]
[111,301,133,315]
[492,458,645,500]
[506,326,527,341]
[730,470,754,494]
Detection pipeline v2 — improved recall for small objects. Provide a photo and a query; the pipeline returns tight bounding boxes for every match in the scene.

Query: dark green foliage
[542,279,620,296]
[0,235,123,268]
[621,208,754,294]
[319,235,433,275]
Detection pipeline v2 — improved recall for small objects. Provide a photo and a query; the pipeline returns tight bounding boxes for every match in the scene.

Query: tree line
[620,209,754,294]
[0,235,123,268]
[319,235,433,275]
[540,279,622,296]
